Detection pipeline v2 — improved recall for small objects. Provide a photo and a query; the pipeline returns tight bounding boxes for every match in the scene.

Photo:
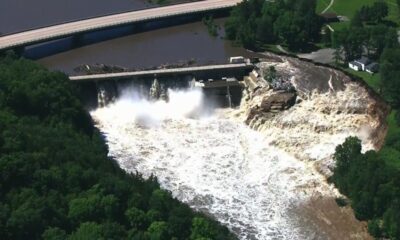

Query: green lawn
[317,0,400,30]
[344,69,381,92]
[312,1,400,169]
[380,110,400,169]
[316,0,332,13]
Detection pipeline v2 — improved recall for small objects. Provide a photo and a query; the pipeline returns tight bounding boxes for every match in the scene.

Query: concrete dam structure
[75,61,254,109]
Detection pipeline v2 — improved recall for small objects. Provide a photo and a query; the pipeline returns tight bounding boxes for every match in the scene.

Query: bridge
[69,63,253,81]
[0,0,241,51]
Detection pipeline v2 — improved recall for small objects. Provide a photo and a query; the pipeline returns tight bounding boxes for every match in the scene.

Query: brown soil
[291,196,372,240]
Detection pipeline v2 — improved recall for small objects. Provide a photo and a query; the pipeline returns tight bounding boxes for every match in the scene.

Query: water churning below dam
[89,86,364,239]
[89,54,389,239]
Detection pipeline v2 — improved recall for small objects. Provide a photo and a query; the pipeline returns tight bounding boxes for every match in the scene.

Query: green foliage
[0,54,236,240]
[380,48,400,108]
[42,227,67,240]
[147,221,169,240]
[332,137,400,238]
[351,10,364,27]
[398,0,400,14]
[264,66,277,83]
[202,16,218,37]
[333,24,398,62]
[225,0,322,51]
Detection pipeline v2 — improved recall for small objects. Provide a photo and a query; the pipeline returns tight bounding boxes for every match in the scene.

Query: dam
[88,53,386,239]
[76,59,254,109]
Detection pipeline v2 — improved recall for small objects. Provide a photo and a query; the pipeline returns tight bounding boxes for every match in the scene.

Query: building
[229,56,245,64]
[349,57,371,71]
[319,13,339,23]
[365,62,379,74]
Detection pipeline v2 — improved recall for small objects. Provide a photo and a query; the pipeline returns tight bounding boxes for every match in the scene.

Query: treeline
[0,53,235,240]
[225,0,322,51]
[332,1,399,63]
[332,137,400,239]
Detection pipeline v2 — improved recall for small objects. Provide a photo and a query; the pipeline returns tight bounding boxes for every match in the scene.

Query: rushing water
[91,87,335,240]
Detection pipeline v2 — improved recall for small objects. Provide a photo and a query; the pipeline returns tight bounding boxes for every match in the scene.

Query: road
[0,0,241,50]
[69,63,252,81]
[321,0,335,14]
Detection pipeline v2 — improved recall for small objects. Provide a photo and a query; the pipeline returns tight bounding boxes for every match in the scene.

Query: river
[1,1,371,239]
[0,0,256,74]
[91,88,331,239]
[37,19,257,74]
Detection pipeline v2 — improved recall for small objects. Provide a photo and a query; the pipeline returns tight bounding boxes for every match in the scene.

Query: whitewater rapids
[91,88,343,239]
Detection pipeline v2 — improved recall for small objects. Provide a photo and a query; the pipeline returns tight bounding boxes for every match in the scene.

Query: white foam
[91,89,333,239]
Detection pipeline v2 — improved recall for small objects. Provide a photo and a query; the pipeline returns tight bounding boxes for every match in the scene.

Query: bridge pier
[13,46,25,56]
[72,34,85,47]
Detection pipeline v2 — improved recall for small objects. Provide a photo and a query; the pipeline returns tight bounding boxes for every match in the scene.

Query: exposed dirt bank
[228,52,390,239]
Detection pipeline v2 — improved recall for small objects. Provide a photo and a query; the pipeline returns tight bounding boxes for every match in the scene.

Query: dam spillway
[75,61,254,108]
[89,55,386,239]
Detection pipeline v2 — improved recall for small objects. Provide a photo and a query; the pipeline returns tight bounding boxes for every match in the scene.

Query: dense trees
[398,0,400,14]
[0,53,235,240]
[225,0,322,51]
[333,24,398,63]
[332,137,400,239]
[380,48,400,109]
[332,1,397,64]
[359,1,389,22]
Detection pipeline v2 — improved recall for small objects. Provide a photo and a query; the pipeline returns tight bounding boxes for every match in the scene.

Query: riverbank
[225,52,390,239]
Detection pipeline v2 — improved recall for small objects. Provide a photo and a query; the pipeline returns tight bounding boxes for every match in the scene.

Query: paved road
[321,0,335,14]
[69,63,252,81]
[0,0,241,50]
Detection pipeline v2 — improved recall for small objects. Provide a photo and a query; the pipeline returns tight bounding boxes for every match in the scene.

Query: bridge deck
[69,63,253,81]
[0,0,241,50]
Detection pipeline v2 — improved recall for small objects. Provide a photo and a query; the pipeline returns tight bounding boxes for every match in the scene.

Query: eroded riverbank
[90,54,388,238]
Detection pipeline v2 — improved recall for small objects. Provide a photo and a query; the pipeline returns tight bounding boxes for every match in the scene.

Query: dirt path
[321,0,335,14]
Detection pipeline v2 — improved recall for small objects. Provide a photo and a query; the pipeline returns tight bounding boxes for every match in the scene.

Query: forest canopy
[0,53,235,240]
[225,0,322,51]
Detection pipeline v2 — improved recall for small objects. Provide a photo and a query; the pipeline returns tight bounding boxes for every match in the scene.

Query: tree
[42,227,67,240]
[68,222,103,240]
[190,217,217,240]
[351,10,363,27]
[380,48,400,108]
[125,207,149,230]
[397,0,400,14]
[264,66,277,83]
[322,26,332,47]
[147,221,169,240]
[371,1,389,22]
[0,54,235,240]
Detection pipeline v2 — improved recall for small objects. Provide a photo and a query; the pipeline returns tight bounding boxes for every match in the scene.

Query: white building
[348,57,371,71]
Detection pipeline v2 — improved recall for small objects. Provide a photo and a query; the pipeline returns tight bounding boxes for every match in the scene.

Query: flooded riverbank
[38,19,259,74]
[90,85,372,239]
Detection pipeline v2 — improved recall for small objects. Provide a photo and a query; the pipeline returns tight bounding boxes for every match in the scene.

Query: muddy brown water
[37,19,259,74]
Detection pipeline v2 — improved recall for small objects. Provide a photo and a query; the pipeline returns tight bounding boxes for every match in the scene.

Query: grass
[317,0,400,30]
[380,110,400,169]
[344,69,381,92]
[314,0,400,169]
[316,0,332,13]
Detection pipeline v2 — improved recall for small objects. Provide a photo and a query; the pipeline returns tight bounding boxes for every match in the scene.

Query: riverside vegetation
[0,52,235,240]
[227,0,400,238]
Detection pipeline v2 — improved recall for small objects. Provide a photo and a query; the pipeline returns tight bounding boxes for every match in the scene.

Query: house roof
[355,57,371,65]
[319,13,338,19]
[349,61,362,69]
[366,62,379,71]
